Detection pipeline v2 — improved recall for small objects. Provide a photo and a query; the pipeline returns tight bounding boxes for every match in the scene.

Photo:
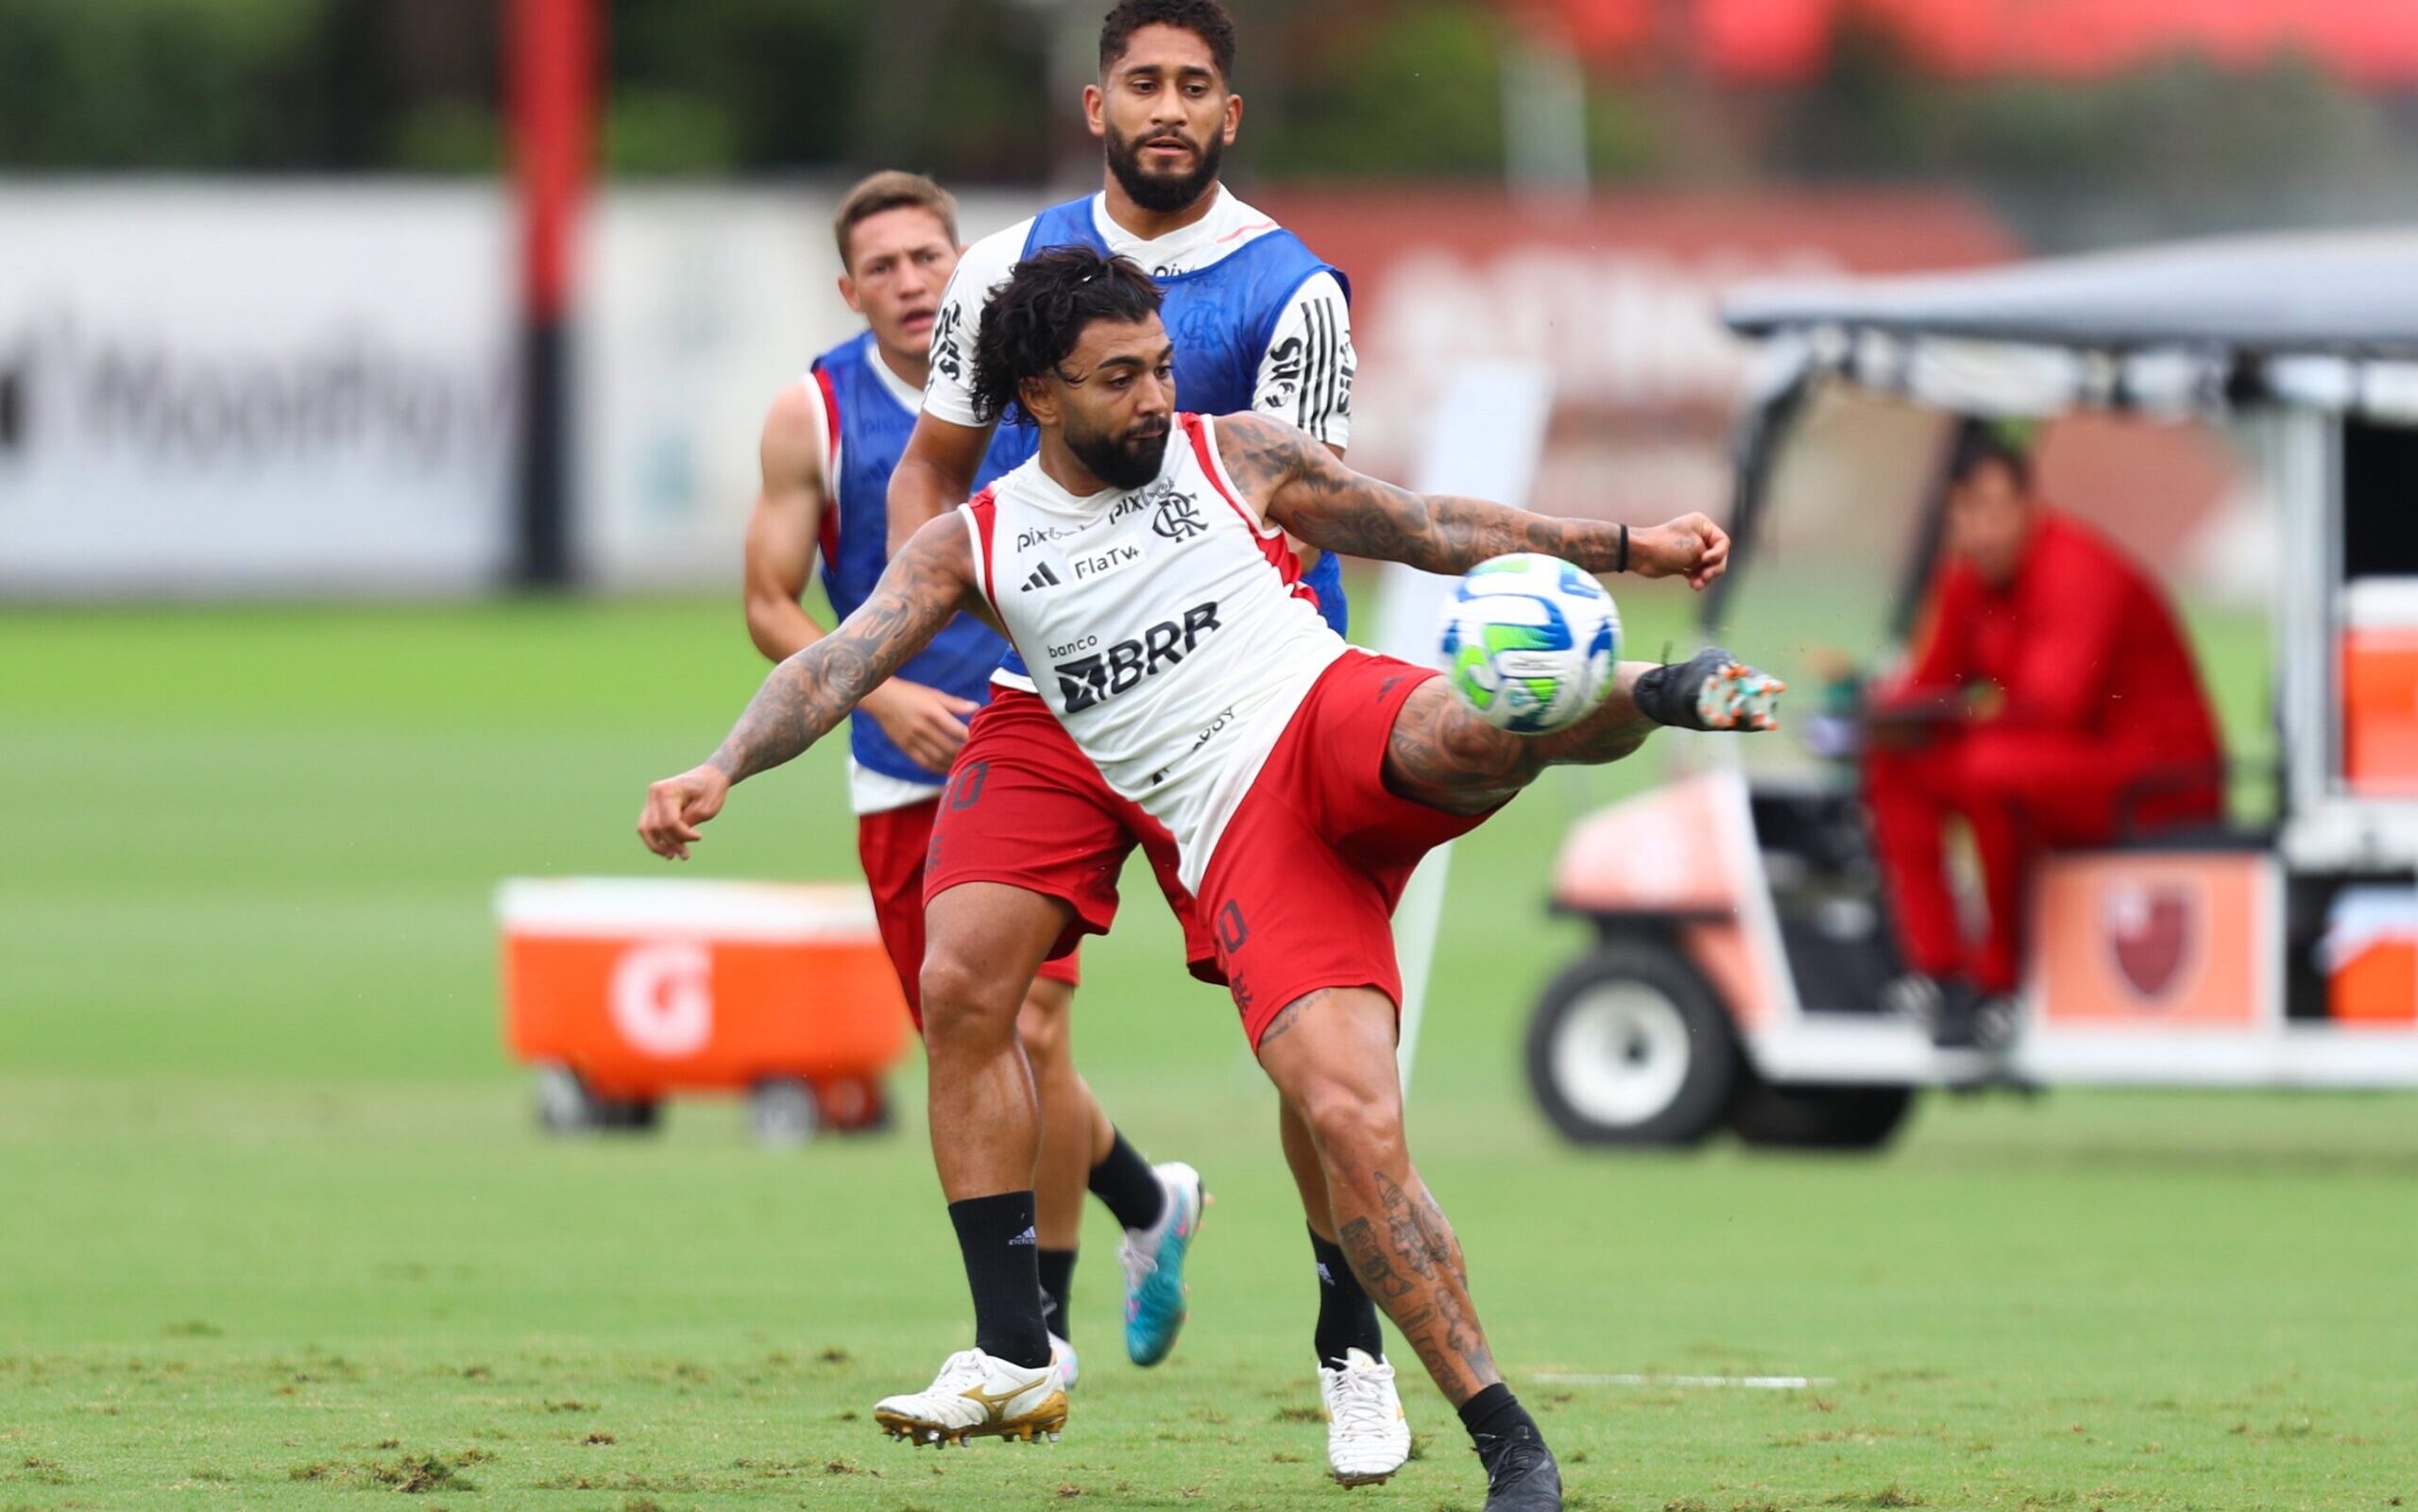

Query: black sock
[947,1192,1049,1368]
[1458,1383,1549,1474]
[1036,1248,1077,1344]
[1308,1228,1385,1368]
[1086,1129,1165,1233]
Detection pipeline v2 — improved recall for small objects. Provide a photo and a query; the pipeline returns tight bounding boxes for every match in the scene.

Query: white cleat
[1319,1348,1412,1487]
[872,1348,1068,1448]
[1049,1331,1080,1391]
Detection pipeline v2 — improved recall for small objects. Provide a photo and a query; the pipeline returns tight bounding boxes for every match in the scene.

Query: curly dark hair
[1098,0,1236,82]
[970,246,1164,426]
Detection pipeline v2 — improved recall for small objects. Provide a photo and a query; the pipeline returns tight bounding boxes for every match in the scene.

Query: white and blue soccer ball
[1436,553,1620,734]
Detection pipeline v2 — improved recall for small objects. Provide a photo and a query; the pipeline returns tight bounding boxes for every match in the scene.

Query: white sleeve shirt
[921,218,1033,432]
[1252,270,1354,450]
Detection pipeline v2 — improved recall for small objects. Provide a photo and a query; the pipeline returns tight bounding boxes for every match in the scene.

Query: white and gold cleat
[1319,1348,1412,1487]
[873,1348,1068,1449]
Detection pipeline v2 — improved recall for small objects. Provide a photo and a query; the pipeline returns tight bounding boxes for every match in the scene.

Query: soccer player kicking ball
[890,0,1410,1481]
[637,248,1782,1512]
[741,169,1194,1385]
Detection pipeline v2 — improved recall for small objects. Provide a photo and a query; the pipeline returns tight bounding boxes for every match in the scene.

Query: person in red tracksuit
[1864,422,2223,1047]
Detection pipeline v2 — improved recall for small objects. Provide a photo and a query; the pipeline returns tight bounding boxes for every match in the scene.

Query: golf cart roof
[1727,228,2418,355]
[1704,228,2418,635]
[1723,228,2418,419]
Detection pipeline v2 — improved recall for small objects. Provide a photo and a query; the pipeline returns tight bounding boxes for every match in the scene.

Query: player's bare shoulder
[1210,411,1327,501]
[759,379,828,488]
[894,507,981,601]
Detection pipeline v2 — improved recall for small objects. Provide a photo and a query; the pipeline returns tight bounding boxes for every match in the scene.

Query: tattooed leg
[1383,663,1665,815]
[1255,987,1502,1406]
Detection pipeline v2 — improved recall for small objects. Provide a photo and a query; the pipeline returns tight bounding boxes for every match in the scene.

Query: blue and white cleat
[1049,1331,1080,1391]
[1119,1161,1205,1367]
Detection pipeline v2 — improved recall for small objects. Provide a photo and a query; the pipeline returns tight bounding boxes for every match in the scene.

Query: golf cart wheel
[594,1095,662,1131]
[751,1077,821,1148]
[814,1075,890,1135]
[1525,938,1740,1147]
[1729,1080,1914,1152]
[534,1064,659,1136]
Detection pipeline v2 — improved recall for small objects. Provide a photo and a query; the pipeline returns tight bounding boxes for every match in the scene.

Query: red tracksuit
[1865,510,2222,994]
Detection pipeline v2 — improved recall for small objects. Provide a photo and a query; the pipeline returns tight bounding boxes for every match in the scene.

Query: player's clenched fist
[638,765,731,860]
[1627,513,1731,591]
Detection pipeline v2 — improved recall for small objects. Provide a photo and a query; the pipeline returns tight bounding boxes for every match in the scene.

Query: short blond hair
[833,171,959,273]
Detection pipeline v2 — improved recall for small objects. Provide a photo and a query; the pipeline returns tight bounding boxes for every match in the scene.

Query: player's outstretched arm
[638,516,978,859]
[1218,412,1729,590]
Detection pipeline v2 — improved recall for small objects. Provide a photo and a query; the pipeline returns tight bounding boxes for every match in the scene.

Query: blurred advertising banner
[0,186,516,596]
[580,186,2015,590]
[0,184,2016,597]
[575,188,1031,590]
[1256,189,2017,525]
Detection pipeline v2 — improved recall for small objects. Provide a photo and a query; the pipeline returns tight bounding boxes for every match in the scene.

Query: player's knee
[919,948,1022,1046]
[1297,1079,1405,1175]
[1015,986,1071,1067]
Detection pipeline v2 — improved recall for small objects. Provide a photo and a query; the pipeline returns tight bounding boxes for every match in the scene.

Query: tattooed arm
[1214,411,1729,589]
[637,516,979,859]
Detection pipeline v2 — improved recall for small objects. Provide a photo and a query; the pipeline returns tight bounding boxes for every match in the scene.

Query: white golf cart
[1526,229,2418,1149]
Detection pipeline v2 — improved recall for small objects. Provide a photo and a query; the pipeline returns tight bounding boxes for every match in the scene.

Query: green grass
[3,594,2412,1511]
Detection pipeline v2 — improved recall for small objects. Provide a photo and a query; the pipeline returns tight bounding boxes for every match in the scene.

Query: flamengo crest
[2103,882,2196,1000]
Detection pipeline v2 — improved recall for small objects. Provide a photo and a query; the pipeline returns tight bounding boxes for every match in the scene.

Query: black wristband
[1617,522,1629,574]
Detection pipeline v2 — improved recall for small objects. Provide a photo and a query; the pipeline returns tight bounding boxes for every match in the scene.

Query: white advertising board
[0,183,516,595]
[576,186,1035,590]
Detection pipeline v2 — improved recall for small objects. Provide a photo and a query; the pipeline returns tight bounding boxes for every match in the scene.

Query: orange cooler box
[499,877,913,1100]
[2341,579,2418,796]
[2321,888,2418,1027]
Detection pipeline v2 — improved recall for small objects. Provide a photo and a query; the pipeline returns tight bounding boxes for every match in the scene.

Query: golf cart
[1526,229,2418,1149]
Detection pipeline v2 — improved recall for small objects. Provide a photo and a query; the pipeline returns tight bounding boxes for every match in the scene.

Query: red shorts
[924,685,1220,978]
[1198,651,1493,1049]
[859,797,1080,1027]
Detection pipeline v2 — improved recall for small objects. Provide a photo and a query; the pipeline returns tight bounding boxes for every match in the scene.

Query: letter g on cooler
[608,940,714,1058]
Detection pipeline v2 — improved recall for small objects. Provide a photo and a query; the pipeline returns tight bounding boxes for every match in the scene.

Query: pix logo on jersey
[1107,476,1188,527]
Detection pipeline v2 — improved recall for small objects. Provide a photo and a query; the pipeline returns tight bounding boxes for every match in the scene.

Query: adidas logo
[1009,1225,1037,1247]
[1022,563,1062,591]
[1315,1263,1335,1286]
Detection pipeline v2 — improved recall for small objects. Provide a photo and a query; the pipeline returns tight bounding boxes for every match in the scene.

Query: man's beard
[1068,416,1170,491]
[1104,121,1224,214]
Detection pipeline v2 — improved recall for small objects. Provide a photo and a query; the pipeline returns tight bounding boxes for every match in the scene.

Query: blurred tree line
[0,0,2409,211]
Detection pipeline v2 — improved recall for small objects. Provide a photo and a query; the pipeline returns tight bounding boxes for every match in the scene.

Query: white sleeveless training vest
[961,414,1348,889]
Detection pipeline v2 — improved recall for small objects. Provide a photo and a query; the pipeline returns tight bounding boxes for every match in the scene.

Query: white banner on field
[578,187,1037,590]
[0,184,516,595]
[1377,361,1556,1098]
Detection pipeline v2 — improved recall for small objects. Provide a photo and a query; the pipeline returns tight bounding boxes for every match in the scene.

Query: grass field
[4,593,2411,1512]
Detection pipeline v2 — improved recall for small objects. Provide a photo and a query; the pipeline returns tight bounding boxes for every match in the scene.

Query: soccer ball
[1436,553,1620,734]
